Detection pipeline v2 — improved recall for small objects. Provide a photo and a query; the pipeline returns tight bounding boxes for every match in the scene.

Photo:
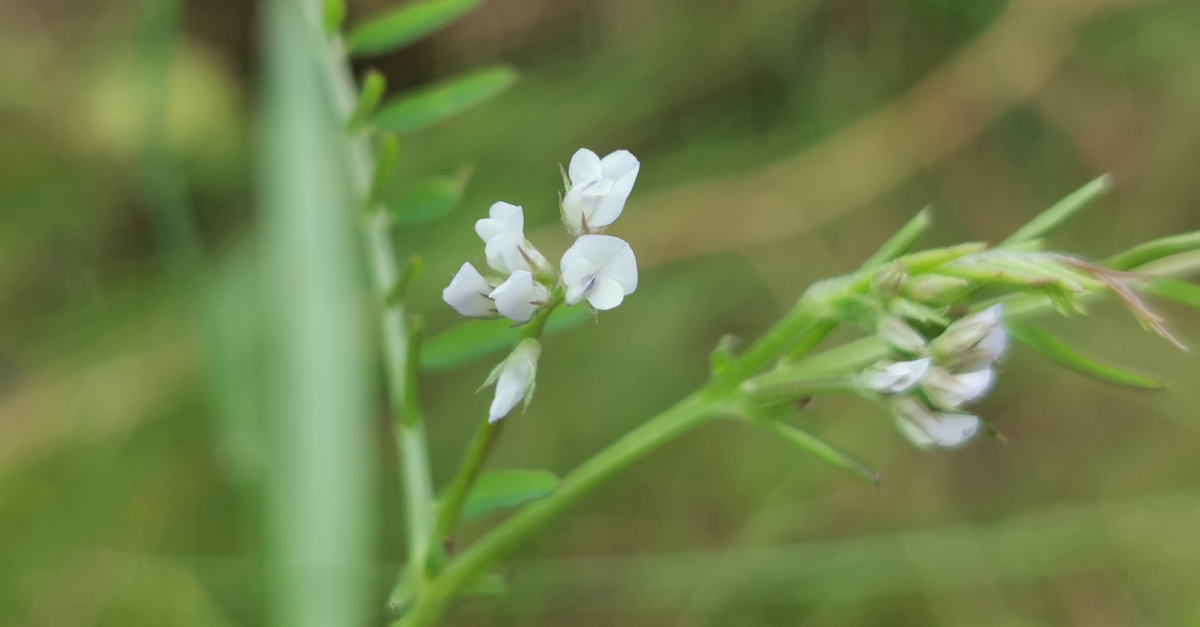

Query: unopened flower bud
[929,304,1006,371]
[482,339,541,423]
[877,314,928,355]
[871,263,906,299]
[863,358,931,395]
[889,396,980,449]
[920,367,994,410]
[902,274,971,305]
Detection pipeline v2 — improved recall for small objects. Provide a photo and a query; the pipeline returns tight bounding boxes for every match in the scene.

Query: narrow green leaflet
[388,173,467,225]
[347,0,482,56]
[460,469,561,520]
[374,66,517,134]
[1105,231,1200,271]
[1007,322,1163,389]
[1001,175,1111,247]
[860,207,930,270]
[1142,278,1200,310]
[761,421,879,486]
[422,305,590,370]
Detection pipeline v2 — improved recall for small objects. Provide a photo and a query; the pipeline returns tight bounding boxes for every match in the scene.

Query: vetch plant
[264,2,1200,626]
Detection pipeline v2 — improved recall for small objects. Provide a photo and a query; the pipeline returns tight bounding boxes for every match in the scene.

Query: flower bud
[877,314,928,355]
[901,274,971,305]
[482,339,541,423]
[889,396,980,449]
[920,367,994,410]
[863,358,931,395]
[871,263,906,299]
[929,304,1006,371]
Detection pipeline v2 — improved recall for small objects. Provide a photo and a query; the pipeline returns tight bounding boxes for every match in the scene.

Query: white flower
[863,358,931,394]
[930,304,1008,372]
[560,234,638,310]
[489,271,550,323]
[889,396,981,449]
[483,339,541,423]
[920,367,994,410]
[475,202,550,275]
[561,148,640,235]
[442,262,497,319]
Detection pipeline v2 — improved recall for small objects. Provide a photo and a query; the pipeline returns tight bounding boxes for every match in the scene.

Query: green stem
[398,390,723,627]
[433,297,564,547]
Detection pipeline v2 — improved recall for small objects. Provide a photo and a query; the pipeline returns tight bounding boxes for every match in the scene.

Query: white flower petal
[487,339,540,423]
[891,397,980,449]
[489,271,548,323]
[921,367,994,410]
[488,201,524,230]
[587,277,626,310]
[474,218,506,243]
[864,358,931,394]
[590,162,639,228]
[599,150,639,181]
[568,148,602,187]
[442,262,496,318]
[560,235,638,308]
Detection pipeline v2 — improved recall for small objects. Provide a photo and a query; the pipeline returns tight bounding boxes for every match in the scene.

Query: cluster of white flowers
[863,304,1008,449]
[442,149,642,422]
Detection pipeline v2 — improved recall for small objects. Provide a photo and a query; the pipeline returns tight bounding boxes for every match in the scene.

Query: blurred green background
[3,0,1200,625]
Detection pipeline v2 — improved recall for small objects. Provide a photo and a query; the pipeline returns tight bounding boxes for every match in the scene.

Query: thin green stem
[398,390,723,627]
[433,296,564,547]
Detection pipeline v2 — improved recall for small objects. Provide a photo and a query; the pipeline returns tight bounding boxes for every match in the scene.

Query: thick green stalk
[301,11,438,586]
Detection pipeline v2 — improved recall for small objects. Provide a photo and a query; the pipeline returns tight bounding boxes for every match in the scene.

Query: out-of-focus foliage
[1,0,1199,626]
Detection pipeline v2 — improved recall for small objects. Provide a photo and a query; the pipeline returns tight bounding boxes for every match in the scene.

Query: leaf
[374,66,517,134]
[347,0,482,56]
[460,469,561,520]
[1142,278,1200,310]
[1007,322,1163,389]
[761,421,879,486]
[1001,175,1111,247]
[346,69,386,132]
[1105,230,1200,271]
[422,305,590,371]
[860,207,930,270]
[388,172,468,225]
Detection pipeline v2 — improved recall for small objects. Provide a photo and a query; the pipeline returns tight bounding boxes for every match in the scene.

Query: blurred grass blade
[388,170,469,225]
[760,421,879,486]
[1142,278,1200,310]
[422,305,590,370]
[1007,322,1163,389]
[460,469,561,520]
[860,207,930,270]
[262,1,376,627]
[1001,175,1111,247]
[374,66,516,134]
[1105,231,1200,271]
[348,0,482,56]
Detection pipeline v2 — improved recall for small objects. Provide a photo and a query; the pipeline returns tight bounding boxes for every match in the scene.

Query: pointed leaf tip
[1008,322,1164,390]
[763,421,880,486]
[348,0,483,56]
[458,469,561,520]
[373,66,517,134]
